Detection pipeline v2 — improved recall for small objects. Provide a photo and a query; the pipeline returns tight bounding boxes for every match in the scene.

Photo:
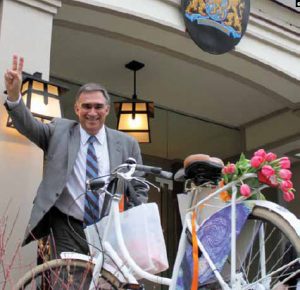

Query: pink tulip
[227,163,236,174]
[222,164,236,175]
[279,169,292,180]
[222,166,230,174]
[279,157,291,169]
[240,184,251,197]
[254,149,267,159]
[268,175,279,187]
[250,156,264,168]
[261,165,275,177]
[258,171,270,185]
[258,171,278,187]
[280,180,293,192]
[266,152,277,162]
[283,191,295,202]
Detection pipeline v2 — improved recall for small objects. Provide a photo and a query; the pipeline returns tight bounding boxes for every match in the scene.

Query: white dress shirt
[6,95,21,108]
[55,126,110,220]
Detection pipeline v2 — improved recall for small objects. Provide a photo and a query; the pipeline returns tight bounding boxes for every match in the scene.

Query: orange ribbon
[191,210,199,290]
[119,193,125,212]
[219,179,231,202]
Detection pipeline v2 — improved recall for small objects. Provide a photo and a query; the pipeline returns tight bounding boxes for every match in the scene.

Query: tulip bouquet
[221,149,295,202]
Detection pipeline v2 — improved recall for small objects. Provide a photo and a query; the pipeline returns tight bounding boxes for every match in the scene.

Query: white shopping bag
[177,192,193,225]
[86,203,169,275]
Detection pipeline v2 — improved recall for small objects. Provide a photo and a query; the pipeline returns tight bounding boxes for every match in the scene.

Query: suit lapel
[106,127,123,171]
[67,124,81,176]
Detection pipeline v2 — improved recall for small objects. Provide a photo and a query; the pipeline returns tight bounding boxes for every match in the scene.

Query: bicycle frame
[86,170,262,289]
[61,166,300,290]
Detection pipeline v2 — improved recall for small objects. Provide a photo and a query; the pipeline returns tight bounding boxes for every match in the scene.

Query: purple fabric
[176,203,251,289]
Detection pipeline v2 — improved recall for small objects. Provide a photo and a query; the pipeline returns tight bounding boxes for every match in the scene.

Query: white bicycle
[16,155,300,290]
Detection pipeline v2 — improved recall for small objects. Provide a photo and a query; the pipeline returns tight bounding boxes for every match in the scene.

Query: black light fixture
[7,72,67,128]
[114,60,154,143]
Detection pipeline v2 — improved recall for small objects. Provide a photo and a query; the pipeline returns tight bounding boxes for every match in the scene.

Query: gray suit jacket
[5,99,147,246]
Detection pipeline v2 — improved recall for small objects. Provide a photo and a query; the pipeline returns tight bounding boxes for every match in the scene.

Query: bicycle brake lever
[132,177,160,192]
[103,188,113,197]
[116,164,136,181]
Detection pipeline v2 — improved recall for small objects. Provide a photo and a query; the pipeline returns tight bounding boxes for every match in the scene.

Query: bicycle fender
[60,251,139,285]
[60,252,96,263]
[244,200,300,237]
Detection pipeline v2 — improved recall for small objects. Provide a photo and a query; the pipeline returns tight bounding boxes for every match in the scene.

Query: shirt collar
[80,125,106,145]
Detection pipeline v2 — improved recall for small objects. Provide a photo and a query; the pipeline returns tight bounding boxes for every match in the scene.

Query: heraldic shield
[181,0,250,54]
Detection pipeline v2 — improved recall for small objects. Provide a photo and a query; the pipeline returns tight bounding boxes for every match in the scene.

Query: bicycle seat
[174,154,224,185]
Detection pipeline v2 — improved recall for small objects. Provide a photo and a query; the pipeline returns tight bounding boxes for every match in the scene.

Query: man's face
[74,91,110,135]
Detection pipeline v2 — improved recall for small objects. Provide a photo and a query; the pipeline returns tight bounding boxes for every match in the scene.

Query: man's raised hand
[4,55,24,101]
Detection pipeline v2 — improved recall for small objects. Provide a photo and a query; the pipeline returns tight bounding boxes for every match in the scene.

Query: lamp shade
[7,72,66,128]
[114,101,154,143]
[115,60,154,143]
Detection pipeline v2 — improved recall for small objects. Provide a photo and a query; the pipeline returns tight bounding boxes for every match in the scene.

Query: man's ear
[74,102,79,117]
[105,105,110,116]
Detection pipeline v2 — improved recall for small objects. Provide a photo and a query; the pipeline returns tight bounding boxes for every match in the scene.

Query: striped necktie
[83,135,100,226]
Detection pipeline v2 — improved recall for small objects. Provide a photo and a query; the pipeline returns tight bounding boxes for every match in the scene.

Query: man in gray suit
[4,55,147,257]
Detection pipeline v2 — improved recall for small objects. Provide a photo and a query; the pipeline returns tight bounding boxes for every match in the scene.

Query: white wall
[0,0,60,284]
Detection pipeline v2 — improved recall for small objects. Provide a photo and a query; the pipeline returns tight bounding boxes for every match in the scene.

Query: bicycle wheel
[15,258,137,290]
[222,205,300,290]
[198,205,300,290]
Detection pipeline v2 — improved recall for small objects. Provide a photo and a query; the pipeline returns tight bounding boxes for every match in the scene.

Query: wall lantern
[114,60,154,143]
[7,72,67,128]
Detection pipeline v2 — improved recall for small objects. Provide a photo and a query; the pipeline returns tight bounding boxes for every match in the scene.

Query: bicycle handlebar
[87,160,173,191]
[88,179,106,191]
[135,164,173,179]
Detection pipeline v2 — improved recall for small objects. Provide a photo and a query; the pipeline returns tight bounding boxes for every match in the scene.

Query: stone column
[0,0,61,284]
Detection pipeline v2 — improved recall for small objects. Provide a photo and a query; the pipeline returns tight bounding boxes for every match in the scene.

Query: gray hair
[75,83,111,105]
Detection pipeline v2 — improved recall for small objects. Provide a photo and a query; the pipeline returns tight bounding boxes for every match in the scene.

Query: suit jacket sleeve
[5,99,55,152]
